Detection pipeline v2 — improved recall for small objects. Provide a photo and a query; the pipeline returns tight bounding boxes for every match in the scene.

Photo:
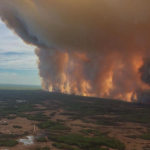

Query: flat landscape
[0,90,150,150]
[0,84,42,90]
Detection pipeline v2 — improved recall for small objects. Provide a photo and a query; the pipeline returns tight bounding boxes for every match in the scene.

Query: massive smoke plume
[1,0,150,101]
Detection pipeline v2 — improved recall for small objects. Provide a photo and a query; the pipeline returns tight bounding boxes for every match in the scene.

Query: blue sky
[0,20,41,85]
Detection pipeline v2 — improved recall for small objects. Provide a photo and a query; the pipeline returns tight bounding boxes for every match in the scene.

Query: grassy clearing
[140,133,150,140]
[79,129,103,136]
[50,112,56,117]
[48,133,125,150]
[127,133,150,140]
[53,142,109,150]
[13,125,22,128]
[38,120,71,132]
[53,142,81,150]
[35,146,50,150]
[27,112,50,121]
[36,137,47,142]
[0,140,18,147]
[7,116,17,119]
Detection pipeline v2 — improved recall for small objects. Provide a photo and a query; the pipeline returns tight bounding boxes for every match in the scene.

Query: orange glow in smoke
[40,50,150,102]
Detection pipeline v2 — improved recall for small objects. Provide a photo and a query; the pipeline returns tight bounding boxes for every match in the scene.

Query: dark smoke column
[1,0,150,101]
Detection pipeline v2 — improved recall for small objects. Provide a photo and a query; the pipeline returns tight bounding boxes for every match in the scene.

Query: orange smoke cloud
[1,0,150,101]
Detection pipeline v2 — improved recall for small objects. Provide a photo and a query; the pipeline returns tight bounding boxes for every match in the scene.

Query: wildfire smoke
[1,0,150,101]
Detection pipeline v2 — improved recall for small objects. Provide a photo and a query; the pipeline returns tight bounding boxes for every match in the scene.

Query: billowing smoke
[139,57,150,86]
[1,0,150,101]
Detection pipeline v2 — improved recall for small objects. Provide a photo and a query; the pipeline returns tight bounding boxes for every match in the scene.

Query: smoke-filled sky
[1,0,150,101]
